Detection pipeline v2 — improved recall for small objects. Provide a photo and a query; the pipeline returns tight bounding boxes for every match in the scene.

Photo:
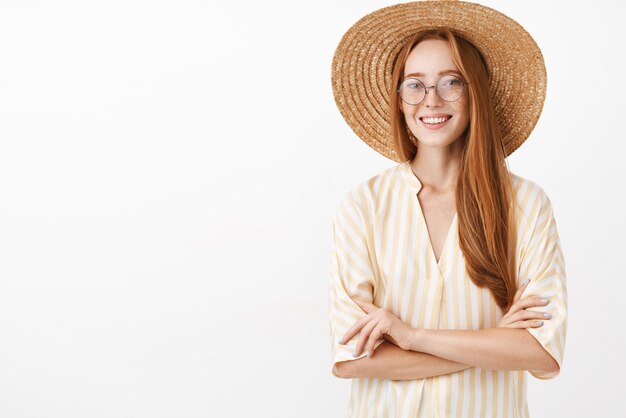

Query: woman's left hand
[339,298,417,357]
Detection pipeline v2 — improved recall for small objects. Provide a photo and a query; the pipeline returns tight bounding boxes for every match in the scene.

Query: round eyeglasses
[397,75,468,105]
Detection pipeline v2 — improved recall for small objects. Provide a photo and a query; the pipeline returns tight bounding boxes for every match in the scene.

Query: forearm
[410,328,558,372]
[337,341,471,380]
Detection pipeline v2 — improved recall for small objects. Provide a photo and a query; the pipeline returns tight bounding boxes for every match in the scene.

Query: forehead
[403,39,459,78]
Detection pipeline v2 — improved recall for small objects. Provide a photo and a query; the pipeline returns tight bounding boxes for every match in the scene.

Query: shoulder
[510,171,550,203]
[337,164,402,225]
[336,164,403,218]
[509,171,555,228]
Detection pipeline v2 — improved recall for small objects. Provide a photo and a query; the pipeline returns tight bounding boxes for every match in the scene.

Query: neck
[409,142,463,192]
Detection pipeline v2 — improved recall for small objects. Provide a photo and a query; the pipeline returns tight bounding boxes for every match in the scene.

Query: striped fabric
[328,161,567,418]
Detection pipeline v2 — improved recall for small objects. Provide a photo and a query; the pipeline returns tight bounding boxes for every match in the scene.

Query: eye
[440,76,463,89]
[404,80,424,90]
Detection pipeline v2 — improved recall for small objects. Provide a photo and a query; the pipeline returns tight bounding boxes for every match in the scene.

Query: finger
[518,296,550,310]
[353,298,376,314]
[353,318,379,357]
[500,319,545,329]
[508,295,548,315]
[352,298,366,310]
[340,314,371,345]
[365,324,385,357]
[513,278,531,304]
[518,319,545,328]
[510,309,552,322]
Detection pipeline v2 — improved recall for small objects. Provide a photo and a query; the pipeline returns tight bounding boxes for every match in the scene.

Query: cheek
[400,104,417,121]
[462,96,471,117]
[455,100,470,123]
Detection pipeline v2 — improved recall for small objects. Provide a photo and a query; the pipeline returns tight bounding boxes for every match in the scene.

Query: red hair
[390,29,518,312]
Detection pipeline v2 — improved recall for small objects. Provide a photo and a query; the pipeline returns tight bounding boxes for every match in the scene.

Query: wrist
[409,328,426,352]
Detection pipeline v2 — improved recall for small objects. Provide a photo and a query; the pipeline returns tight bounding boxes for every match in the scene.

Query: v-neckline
[432,211,457,268]
[401,161,457,271]
[415,198,457,269]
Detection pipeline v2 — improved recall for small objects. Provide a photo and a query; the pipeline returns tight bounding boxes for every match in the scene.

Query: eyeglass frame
[396,75,469,106]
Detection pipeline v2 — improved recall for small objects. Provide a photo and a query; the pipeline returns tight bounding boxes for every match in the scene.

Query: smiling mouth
[420,115,452,125]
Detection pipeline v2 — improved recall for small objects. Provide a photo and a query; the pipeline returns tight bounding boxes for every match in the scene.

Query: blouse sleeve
[518,187,568,380]
[328,192,384,378]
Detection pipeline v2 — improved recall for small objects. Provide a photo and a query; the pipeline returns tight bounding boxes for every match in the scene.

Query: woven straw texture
[331,0,547,162]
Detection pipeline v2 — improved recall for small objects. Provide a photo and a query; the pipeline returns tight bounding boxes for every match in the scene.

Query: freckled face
[399,39,470,149]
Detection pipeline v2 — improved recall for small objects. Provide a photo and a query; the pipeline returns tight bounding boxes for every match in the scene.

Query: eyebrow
[404,69,462,78]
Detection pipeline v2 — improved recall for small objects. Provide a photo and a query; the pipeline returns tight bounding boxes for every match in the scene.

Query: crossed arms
[334,328,559,380]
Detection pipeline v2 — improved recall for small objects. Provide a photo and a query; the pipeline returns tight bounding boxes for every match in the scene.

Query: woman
[328,2,567,417]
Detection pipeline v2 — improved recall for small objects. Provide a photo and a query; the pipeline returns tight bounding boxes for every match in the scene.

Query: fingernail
[540,298,548,303]
[535,321,543,325]
[523,278,530,286]
[543,313,552,318]
[337,338,344,345]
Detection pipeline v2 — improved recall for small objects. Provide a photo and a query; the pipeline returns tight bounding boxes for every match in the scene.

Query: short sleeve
[328,193,384,378]
[518,188,568,380]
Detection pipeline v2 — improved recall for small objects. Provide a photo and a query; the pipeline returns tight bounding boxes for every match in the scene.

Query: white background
[0,1,624,417]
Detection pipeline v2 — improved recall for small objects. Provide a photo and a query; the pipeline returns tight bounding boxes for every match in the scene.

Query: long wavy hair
[390,29,518,313]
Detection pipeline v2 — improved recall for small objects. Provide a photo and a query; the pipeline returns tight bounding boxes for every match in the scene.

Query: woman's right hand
[498,279,552,329]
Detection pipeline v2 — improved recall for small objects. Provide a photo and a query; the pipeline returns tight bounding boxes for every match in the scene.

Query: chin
[412,130,465,148]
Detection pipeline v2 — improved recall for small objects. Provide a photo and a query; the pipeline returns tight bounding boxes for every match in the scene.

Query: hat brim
[331,0,547,162]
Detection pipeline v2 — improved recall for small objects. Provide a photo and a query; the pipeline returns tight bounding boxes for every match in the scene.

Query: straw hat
[330,0,547,162]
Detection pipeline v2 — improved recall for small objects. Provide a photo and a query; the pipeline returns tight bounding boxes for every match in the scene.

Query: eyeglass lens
[398,75,464,105]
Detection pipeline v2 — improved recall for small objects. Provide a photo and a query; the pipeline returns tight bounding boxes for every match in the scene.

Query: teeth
[422,116,450,124]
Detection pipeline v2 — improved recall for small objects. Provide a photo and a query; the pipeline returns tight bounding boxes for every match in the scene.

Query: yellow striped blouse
[328,160,567,418]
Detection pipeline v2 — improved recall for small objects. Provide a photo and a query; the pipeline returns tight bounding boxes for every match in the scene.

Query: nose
[423,85,443,107]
